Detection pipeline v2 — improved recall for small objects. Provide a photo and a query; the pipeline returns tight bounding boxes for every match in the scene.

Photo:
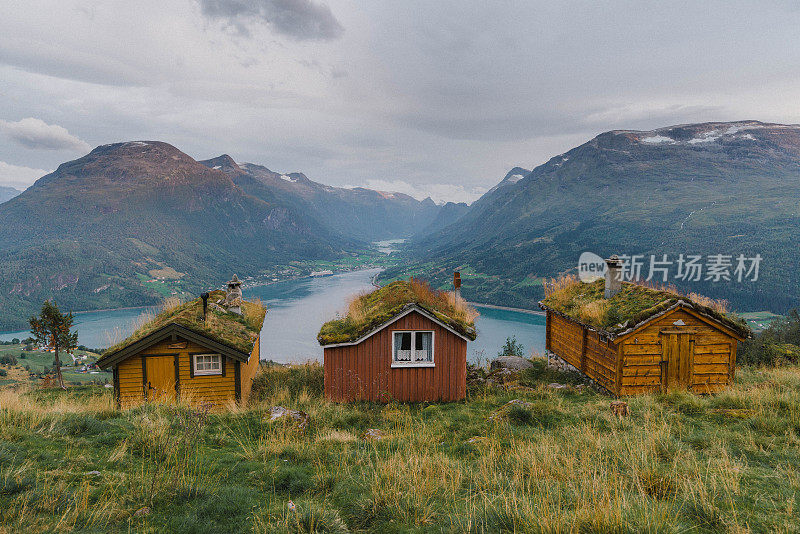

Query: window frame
[192,353,223,376]
[391,330,435,368]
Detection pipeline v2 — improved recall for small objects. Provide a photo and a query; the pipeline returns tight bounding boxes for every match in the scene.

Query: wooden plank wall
[324,310,467,402]
[619,309,736,395]
[116,338,237,409]
[584,330,618,392]
[117,356,144,408]
[239,336,260,403]
[547,314,584,369]
[547,313,618,392]
[619,328,663,395]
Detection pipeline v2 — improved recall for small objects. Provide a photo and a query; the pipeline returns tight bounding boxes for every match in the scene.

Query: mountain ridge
[385,120,800,313]
[200,155,441,241]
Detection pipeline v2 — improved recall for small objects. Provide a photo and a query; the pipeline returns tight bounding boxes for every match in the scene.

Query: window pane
[394,332,411,361]
[415,332,432,362]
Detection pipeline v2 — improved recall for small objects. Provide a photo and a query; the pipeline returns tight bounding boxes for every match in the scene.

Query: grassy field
[740,312,785,333]
[0,344,110,386]
[1,362,799,533]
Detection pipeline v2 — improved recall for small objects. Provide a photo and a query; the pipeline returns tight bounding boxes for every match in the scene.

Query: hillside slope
[385,121,800,312]
[0,142,349,328]
[0,186,21,204]
[200,155,441,241]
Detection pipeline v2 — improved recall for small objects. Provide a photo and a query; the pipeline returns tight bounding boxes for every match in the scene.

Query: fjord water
[0,269,546,362]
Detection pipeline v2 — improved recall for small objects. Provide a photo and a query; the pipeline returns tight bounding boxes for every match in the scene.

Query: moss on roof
[103,290,266,356]
[540,279,750,339]
[318,279,478,345]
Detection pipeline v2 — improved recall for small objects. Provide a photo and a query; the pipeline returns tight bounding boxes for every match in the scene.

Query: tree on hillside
[29,301,78,390]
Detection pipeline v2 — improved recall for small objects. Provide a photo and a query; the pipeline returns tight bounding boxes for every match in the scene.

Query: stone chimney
[604,255,623,299]
[453,271,462,302]
[224,274,243,315]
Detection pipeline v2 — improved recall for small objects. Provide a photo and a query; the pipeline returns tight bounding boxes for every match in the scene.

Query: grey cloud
[0,118,91,152]
[0,160,49,189]
[199,0,344,40]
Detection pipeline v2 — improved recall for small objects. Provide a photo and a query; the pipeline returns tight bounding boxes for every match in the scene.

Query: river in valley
[0,268,546,363]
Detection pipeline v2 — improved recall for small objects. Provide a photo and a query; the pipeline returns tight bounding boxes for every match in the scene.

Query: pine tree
[29,301,78,390]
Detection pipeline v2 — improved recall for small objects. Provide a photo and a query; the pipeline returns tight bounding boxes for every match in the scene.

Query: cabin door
[659,331,694,393]
[145,355,177,403]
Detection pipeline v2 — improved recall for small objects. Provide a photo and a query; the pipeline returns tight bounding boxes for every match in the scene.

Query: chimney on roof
[453,271,462,302]
[201,292,209,322]
[604,255,623,299]
[225,274,243,315]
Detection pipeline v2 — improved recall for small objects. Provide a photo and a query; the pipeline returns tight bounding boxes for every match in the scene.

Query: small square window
[194,354,222,376]
[392,331,434,367]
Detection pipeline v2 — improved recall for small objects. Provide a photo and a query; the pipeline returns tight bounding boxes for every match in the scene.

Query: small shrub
[291,504,350,534]
[497,336,525,358]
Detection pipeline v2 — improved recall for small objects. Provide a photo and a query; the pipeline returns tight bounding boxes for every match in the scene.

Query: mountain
[384,121,800,313]
[0,186,21,203]
[416,201,470,236]
[199,156,441,241]
[0,141,350,329]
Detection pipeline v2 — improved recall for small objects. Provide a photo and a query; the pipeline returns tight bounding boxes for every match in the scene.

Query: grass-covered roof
[103,290,266,356]
[540,278,750,339]
[318,279,478,345]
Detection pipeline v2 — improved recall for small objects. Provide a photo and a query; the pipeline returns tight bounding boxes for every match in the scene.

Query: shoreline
[369,272,543,315]
[469,302,545,316]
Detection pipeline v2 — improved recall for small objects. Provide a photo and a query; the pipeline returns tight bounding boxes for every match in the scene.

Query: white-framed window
[193,353,222,376]
[392,331,434,367]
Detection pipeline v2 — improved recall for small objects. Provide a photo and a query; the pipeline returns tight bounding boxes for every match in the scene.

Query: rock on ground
[362,428,388,441]
[268,406,310,431]
[490,356,535,371]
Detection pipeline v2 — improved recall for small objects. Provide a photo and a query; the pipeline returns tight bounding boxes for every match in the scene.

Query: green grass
[2,363,800,532]
[318,279,477,344]
[741,311,784,332]
[102,290,266,357]
[541,278,750,337]
[0,344,111,385]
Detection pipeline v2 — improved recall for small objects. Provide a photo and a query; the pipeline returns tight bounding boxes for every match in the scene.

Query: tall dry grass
[543,274,580,298]
[101,296,183,348]
[3,365,800,531]
[344,278,479,326]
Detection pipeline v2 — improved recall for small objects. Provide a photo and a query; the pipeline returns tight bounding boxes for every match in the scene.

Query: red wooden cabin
[318,281,477,402]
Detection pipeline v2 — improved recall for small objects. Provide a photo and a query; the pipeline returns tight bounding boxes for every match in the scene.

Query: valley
[383,121,800,315]
[1,120,799,331]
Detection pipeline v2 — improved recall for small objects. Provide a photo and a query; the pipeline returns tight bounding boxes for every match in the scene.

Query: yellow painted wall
[619,309,737,395]
[116,337,240,410]
[240,336,260,404]
[118,356,144,408]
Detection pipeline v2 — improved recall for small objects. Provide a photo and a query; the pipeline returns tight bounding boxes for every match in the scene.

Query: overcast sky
[1,1,800,201]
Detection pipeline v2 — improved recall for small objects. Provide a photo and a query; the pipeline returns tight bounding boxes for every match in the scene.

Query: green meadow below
[0,343,109,387]
[1,360,799,533]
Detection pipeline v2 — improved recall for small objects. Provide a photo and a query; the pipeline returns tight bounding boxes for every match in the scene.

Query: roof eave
[97,322,253,369]
[319,303,476,347]
[542,299,748,342]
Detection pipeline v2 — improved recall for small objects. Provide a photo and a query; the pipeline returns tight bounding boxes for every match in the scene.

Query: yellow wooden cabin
[539,260,751,395]
[97,278,266,409]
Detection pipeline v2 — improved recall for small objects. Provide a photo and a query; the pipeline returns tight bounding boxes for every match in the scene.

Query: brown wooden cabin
[97,283,265,409]
[318,285,477,402]
[540,278,750,396]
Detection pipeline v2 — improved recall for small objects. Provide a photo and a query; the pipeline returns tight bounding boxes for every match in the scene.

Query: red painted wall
[323,310,467,402]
